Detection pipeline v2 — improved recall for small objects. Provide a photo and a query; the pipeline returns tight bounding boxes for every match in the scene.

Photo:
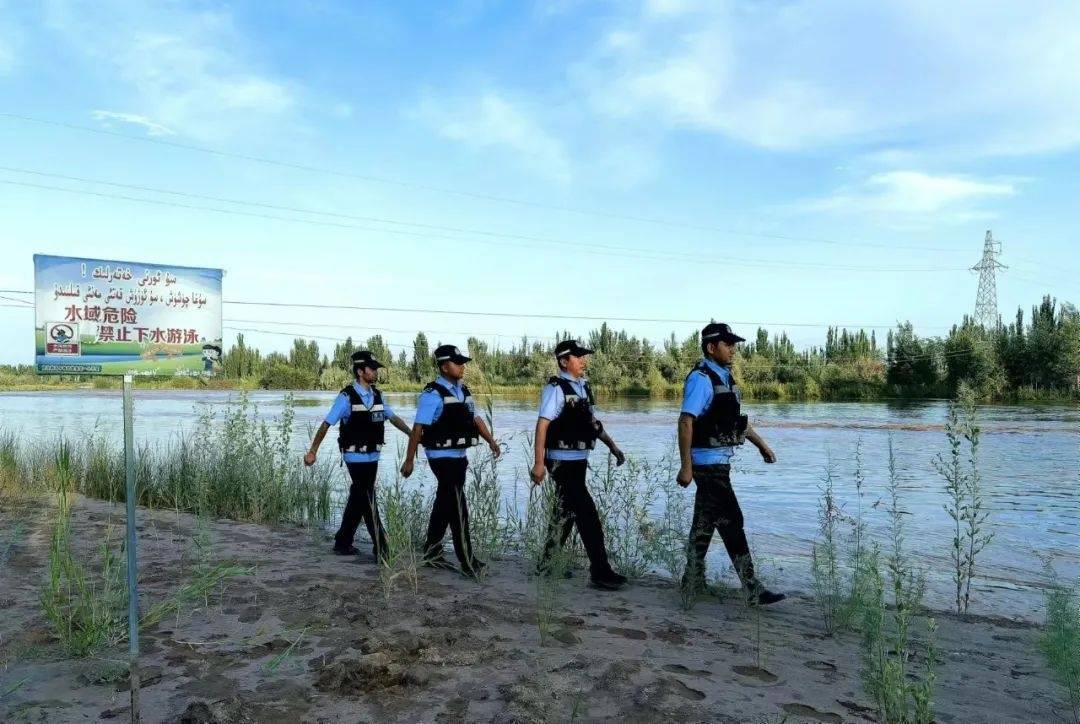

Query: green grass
[857,437,937,724]
[934,383,992,615]
[1040,564,1080,724]
[1,394,336,527]
[34,447,250,658]
[811,440,876,635]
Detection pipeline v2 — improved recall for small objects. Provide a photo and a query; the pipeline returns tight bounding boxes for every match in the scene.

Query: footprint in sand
[667,678,707,701]
[731,665,779,684]
[606,626,648,640]
[838,699,878,718]
[803,660,837,672]
[603,606,633,616]
[662,664,712,678]
[781,703,843,723]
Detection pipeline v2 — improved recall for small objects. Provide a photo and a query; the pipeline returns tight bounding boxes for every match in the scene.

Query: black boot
[590,569,625,591]
[744,578,786,606]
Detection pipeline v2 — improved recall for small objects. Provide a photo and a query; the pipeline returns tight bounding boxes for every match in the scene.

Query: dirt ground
[0,495,1064,723]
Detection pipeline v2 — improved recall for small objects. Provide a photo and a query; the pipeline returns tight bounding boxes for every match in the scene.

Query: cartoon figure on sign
[51,324,74,344]
[201,344,221,374]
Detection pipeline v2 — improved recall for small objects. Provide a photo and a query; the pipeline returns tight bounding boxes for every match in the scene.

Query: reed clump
[1040,563,1080,724]
[377,443,430,599]
[1,394,335,527]
[857,438,937,724]
[811,441,875,635]
[38,457,247,658]
[934,382,992,615]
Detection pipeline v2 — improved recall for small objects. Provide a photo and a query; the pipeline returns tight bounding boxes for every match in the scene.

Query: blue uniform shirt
[681,358,739,466]
[325,381,396,464]
[414,376,479,459]
[538,371,597,461]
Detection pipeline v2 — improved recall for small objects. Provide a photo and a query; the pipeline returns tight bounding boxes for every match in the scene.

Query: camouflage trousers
[684,464,756,585]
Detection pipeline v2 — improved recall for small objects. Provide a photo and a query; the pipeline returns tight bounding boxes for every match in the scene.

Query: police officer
[529,339,628,591]
[304,350,412,560]
[677,323,785,605]
[400,344,500,578]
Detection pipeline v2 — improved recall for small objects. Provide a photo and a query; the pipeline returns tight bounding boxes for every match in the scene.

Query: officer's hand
[400,459,414,478]
[303,451,316,467]
[676,466,693,488]
[612,448,626,467]
[760,446,777,464]
[529,463,546,486]
[489,440,502,459]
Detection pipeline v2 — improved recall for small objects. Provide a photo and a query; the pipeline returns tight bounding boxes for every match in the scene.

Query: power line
[221,298,910,327]
[0,112,976,254]
[0,177,968,274]
[0,303,1022,368]
[0,286,1044,328]
[0,294,32,306]
[223,317,562,340]
[221,315,959,339]
[3,165,935,267]
[223,323,989,369]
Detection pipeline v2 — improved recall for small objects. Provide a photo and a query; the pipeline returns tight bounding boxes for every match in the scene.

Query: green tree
[411,332,433,382]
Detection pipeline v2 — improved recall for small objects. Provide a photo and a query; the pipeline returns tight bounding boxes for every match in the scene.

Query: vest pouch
[709,408,748,447]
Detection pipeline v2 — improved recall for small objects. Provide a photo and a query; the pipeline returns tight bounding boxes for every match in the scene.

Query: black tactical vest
[545,376,600,451]
[688,361,747,448]
[336,384,387,454]
[419,381,480,450]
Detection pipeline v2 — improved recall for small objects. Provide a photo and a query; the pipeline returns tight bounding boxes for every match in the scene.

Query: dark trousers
[423,457,476,565]
[685,464,756,585]
[538,459,614,577]
[335,462,387,557]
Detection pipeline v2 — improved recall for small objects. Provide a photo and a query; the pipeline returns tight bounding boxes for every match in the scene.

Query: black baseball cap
[554,339,595,358]
[434,344,471,364]
[701,322,745,345]
[351,350,385,370]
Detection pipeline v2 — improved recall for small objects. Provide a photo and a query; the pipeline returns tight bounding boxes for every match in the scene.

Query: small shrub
[934,382,992,614]
[1040,564,1080,724]
[858,437,936,724]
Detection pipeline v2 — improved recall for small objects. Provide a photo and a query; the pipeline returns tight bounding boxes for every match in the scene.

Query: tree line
[220,295,1078,401]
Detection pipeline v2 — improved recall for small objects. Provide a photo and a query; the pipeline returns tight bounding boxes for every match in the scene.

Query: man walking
[530,339,628,591]
[677,323,785,605]
[400,344,500,578]
[304,350,412,560]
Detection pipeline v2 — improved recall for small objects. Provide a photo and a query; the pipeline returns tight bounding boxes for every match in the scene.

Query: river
[2,389,1077,619]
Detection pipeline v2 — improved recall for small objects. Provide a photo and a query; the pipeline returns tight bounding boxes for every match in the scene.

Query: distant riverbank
[2,375,1077,405]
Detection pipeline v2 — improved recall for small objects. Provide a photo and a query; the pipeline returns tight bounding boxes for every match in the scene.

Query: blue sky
[0,0,1077,364]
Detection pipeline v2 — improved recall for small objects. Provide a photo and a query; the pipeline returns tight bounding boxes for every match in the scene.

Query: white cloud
[44,1,294,140]
[90,110,173,137]
[574,0,1080,156]
[802,170,1018,223]
[415,90,573,183]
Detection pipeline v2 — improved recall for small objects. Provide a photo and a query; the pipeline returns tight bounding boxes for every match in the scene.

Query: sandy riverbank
[0,495,1063,723]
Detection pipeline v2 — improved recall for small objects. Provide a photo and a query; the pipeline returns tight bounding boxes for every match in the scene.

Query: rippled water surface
[3,389,1077,618]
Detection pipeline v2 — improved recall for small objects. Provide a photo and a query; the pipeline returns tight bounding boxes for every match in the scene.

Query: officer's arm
[403,423,424,465]
[404,392,436,467]
[677,373,707,483]
[533,418,551,471]
[475,416,500,457]
[389,414,411,436]
[745,423,776,463]
[597,429,625,465]
[304,423,328,468]
[677,414,694,475]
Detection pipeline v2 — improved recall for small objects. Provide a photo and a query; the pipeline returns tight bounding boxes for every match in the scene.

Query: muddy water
[2,390,1077,617]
